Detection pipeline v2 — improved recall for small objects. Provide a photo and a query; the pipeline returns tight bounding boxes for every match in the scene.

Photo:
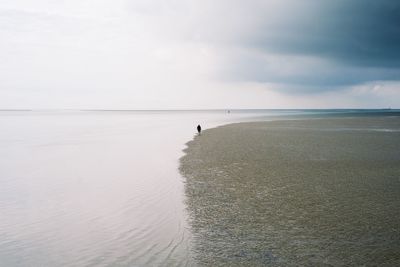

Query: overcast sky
[0,0,399,109]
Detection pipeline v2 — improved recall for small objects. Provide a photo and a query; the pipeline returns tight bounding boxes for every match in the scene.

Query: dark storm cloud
[219,0,400,88]
[252,0,400,67]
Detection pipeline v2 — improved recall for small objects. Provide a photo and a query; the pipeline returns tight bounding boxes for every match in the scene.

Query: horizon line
[0,108,397,112]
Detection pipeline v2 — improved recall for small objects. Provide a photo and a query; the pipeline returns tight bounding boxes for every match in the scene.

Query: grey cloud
[220,48,400,91]
[199,0,400,89]
[250,0,400,68]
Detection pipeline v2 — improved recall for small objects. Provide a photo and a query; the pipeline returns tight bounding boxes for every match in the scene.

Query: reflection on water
[0,111,194,266]
[180,116,400,266]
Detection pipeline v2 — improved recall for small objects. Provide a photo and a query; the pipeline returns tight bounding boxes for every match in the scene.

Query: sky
[0,0,399,109]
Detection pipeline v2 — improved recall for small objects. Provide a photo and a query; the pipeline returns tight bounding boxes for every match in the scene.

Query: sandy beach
[180,116,400,266]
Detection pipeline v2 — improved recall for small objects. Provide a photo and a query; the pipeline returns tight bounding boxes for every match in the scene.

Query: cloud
[248,0,400,68]
[0,0,399,108]
[175,0,400,90]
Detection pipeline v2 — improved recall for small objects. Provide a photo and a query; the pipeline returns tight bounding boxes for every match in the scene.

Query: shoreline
[184,112,400,141]
[179,115,400,266]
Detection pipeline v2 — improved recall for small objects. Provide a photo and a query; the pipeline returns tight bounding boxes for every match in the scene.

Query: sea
[0,109,398,266]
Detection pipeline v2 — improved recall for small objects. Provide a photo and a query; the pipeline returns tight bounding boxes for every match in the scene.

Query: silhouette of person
[197,124,201,134]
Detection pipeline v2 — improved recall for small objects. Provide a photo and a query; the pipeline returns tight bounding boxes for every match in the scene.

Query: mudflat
[180,116,400,266]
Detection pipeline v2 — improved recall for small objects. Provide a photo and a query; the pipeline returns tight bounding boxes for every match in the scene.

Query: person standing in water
[197,124,202,135]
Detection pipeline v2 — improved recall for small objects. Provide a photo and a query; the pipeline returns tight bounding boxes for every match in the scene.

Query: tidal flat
[180,116,400,266]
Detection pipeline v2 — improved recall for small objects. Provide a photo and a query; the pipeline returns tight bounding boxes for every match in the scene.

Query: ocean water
[0,109,399,266]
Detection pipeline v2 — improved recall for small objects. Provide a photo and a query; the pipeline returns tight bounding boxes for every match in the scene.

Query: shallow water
[1,110,399,266]
[0,109,300,266]
[180,116,400,266]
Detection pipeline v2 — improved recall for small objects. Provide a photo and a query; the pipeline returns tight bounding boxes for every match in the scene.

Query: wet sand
[180,117,400,266]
